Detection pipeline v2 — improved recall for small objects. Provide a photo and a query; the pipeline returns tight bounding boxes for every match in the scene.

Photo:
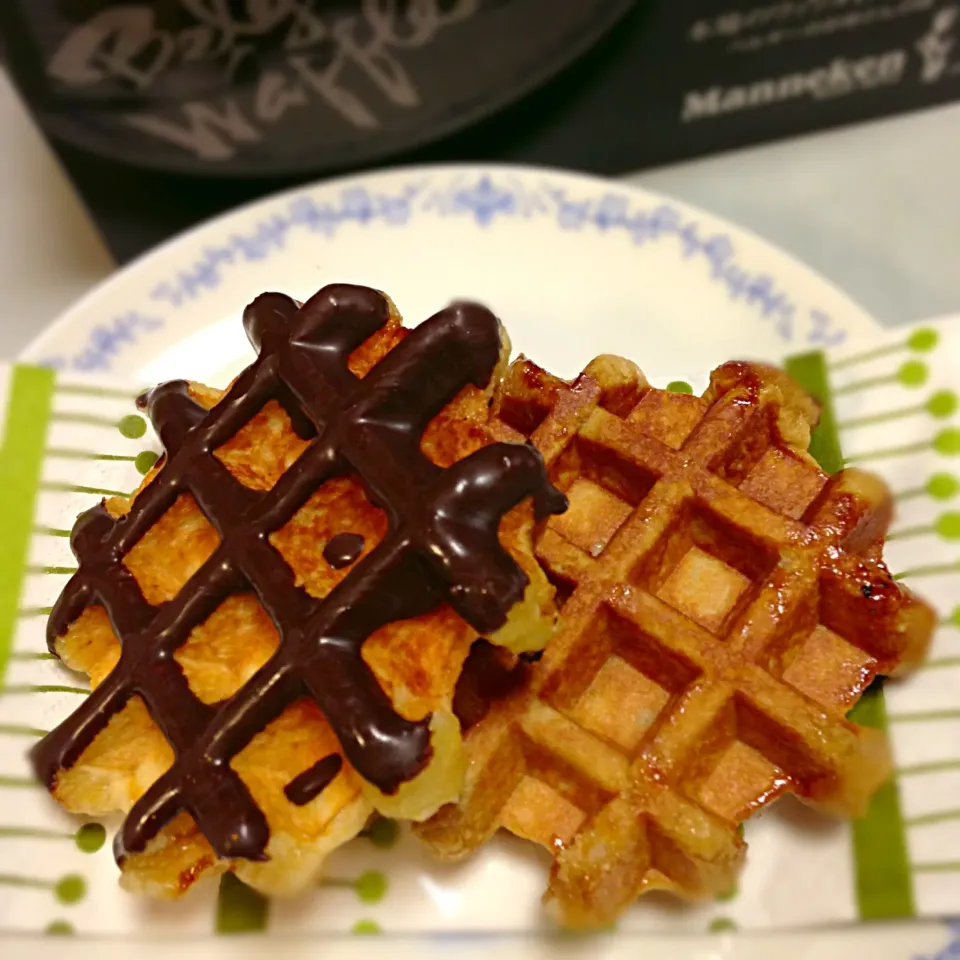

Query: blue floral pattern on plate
[39,172,849,372]
[38,311,164,374]
[917,922,960,960]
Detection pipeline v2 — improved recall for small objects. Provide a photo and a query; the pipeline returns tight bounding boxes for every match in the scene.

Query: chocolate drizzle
[323,533,365,569]
[31,283,566,864]
[284,754,343,806]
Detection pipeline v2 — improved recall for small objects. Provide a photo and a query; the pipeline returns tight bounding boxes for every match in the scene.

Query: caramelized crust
[418,355,934,928]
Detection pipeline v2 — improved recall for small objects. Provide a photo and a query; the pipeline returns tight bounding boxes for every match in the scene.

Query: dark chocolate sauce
[323,533,365,569]
[453,640,533,733]
[284,754,343,806]
[31,283,566,863]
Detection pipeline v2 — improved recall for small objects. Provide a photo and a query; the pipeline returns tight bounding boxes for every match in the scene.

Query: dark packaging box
[2,1,959,262]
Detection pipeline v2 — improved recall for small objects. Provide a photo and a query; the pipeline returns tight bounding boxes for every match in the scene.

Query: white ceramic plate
[13,165,954,960]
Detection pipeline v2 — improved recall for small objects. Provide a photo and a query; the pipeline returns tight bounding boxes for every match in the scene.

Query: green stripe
[847,685,915,918]
[905,808,960,828]
[0,776,41,789]
[888,708,960,723]
[785,349,914,920]
[40,482,127,498]
[215,874,269,934]
[0,723,48,737]
[33,526,72,539]
[924,657,960,670]
[0,826,73,841]
[50,411,118,429]
[19,606,53,618]
[898,758,960,777]
[783,351,844,474]
[0,367,55,690]
[913,861,960,874]
[55,383,138,400]
[831,342,907,371]
[0,874,51,889]
[894,560,960,581]
[0,684,88,696]
[46,448,137,463]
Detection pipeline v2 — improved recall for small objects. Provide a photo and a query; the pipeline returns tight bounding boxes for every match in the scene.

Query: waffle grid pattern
[421,358,933,924]
[31,286,559,863]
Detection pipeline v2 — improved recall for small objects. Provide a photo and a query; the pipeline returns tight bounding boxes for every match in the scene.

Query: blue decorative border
[916,922,960,960]
[42,173,849,372]
[38,311,164,373]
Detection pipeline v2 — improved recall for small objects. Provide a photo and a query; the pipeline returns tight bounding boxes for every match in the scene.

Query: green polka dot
[949,606,960,628]
[736,823,745,838]
[55,874,86,905]
[364,817,400,849]
[908,328,939,352]
[897,360,929,388]
[134,450,159,475]
[716,881,739,902]
[934,428,960,455]
[935,513,960,541]
[118,414,147,439]
[75,822,106,854]
[352,920,382,936]
[45,920,74,936]
[355,870,387,904]
[666,380,693,395]
[927,473,960,500]
[710,917,737,933]
[927,390,958,418]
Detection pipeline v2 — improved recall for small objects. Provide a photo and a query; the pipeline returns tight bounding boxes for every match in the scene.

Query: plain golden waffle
[40,289,560,899]
[418,355,936,928]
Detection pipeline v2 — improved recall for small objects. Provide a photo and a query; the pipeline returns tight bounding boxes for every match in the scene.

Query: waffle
[34,285,563,898]
[418,355,936,928]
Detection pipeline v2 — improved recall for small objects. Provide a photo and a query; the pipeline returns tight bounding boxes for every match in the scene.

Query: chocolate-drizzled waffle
[31,284,565,897]
[418,354,935,928]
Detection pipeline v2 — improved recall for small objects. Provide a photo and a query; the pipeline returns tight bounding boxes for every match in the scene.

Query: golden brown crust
[419,355,935,928]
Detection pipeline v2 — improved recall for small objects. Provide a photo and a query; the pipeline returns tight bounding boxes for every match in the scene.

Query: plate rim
[20,161,882,369]
[0,919,954,957]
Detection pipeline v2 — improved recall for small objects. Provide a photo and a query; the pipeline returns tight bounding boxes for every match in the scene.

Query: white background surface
[1,72,959,357]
